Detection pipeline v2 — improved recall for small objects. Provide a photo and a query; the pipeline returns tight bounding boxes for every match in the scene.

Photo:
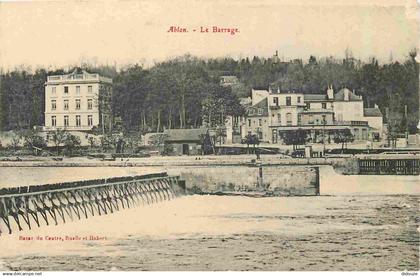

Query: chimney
[327,85,334,100]
[344,89,349,101]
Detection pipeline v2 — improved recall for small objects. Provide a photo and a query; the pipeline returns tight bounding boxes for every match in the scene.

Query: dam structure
[0,172,185,235]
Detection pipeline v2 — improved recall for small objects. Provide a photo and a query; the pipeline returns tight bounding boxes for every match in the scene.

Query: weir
[358,158,420,175]
[0,172,185,235]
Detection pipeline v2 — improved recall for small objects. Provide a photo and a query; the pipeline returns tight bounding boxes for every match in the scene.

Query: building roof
[246,98,268,117]
[163,128,208,142]
[334,88,362,101]
[252,98,268,108]
[303,94,327,101]
[364,107,383,117]
[46,68,112,84]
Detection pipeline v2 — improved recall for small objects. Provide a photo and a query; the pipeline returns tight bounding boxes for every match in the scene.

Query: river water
[0,166,418,271]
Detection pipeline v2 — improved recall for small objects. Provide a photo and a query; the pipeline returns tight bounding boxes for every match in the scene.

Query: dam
[0,172,185,235]
[0,165,321,235]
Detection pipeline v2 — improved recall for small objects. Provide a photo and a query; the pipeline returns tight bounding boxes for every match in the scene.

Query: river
[0,166,418,271]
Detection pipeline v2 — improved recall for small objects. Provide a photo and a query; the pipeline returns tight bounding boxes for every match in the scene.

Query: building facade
[233,86,383,144]
[44,69,112,131]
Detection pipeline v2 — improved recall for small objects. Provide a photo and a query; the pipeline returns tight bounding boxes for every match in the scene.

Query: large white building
[228,86,383,144]
[44,69,112,131]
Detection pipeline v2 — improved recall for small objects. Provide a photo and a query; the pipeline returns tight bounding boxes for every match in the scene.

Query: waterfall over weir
[0,172,185,235]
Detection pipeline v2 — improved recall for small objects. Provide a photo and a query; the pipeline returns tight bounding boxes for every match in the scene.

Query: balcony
[334,120,368,126]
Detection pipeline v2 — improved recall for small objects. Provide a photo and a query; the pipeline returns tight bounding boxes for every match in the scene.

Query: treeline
[0,51,418,133]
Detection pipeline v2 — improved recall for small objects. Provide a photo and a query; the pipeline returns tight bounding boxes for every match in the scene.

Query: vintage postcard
[0,0,419,273]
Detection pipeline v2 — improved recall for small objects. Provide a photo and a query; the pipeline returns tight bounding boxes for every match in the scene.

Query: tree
[280,129,307,150]
[149,133,168,148]
[100,134,112,151]
[199,133,213,155]
[64,134,81,155]
[162,143,174,156]
[88,136,96,148]
[48,129,67,155]
[1,51,418,135]
[9,135,21,150]
[333,129,354,151]
[23,130,47,155]
[244,133,259,154]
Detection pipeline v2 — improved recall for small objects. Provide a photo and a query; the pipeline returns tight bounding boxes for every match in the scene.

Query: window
[51,87,56,94]
[362,128,368,140]
[75,99,81,110]
[322,115,327,124]
[286,96,291,106]
[309,115,314,124]
[87,99,93,110]
[51,100,56,110]
[76,115,81,127]
[354,129,359,140]
[76,86,80,94]
[248,119,251,127]
[298,114,301,125]
[286,112,292,125]
[88,115,93,126]
[64,100,69,110]
[258,119,262,126]
[306,102,311,109]
[64,115,69,127]
[64,86,69,93]
[273,97,278,106]
[277,114,281,124]
[322,102,327,109]
[297,97,301,103]
[88,85,93,93]
[51,116,56,127]
[258,108,262,115]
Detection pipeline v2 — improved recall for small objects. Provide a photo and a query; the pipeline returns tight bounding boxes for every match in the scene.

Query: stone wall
[332,158,359,175]
[168,165,320,196]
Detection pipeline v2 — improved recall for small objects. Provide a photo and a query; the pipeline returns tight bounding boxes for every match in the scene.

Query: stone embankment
[0,155,338,167]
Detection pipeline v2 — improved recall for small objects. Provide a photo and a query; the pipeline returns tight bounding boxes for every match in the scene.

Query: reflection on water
[0,165,418,270]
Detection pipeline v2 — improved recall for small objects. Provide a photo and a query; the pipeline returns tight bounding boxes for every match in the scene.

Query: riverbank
[0,155,339,168]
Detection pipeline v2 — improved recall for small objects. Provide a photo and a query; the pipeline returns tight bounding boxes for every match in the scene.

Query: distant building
[44,69,112,131]
[219,76,239,87]
[239,97,252,106]
[163,128,210,155]
[244,98,269,142]
[227,86,384,144]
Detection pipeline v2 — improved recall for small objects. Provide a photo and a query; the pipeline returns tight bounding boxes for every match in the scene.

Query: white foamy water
[0,194,407,257]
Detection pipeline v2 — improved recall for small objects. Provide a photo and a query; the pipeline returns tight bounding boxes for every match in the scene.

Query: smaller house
[163,128,210,155]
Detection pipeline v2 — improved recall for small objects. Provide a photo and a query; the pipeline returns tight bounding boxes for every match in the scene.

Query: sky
[0,0,419,70]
